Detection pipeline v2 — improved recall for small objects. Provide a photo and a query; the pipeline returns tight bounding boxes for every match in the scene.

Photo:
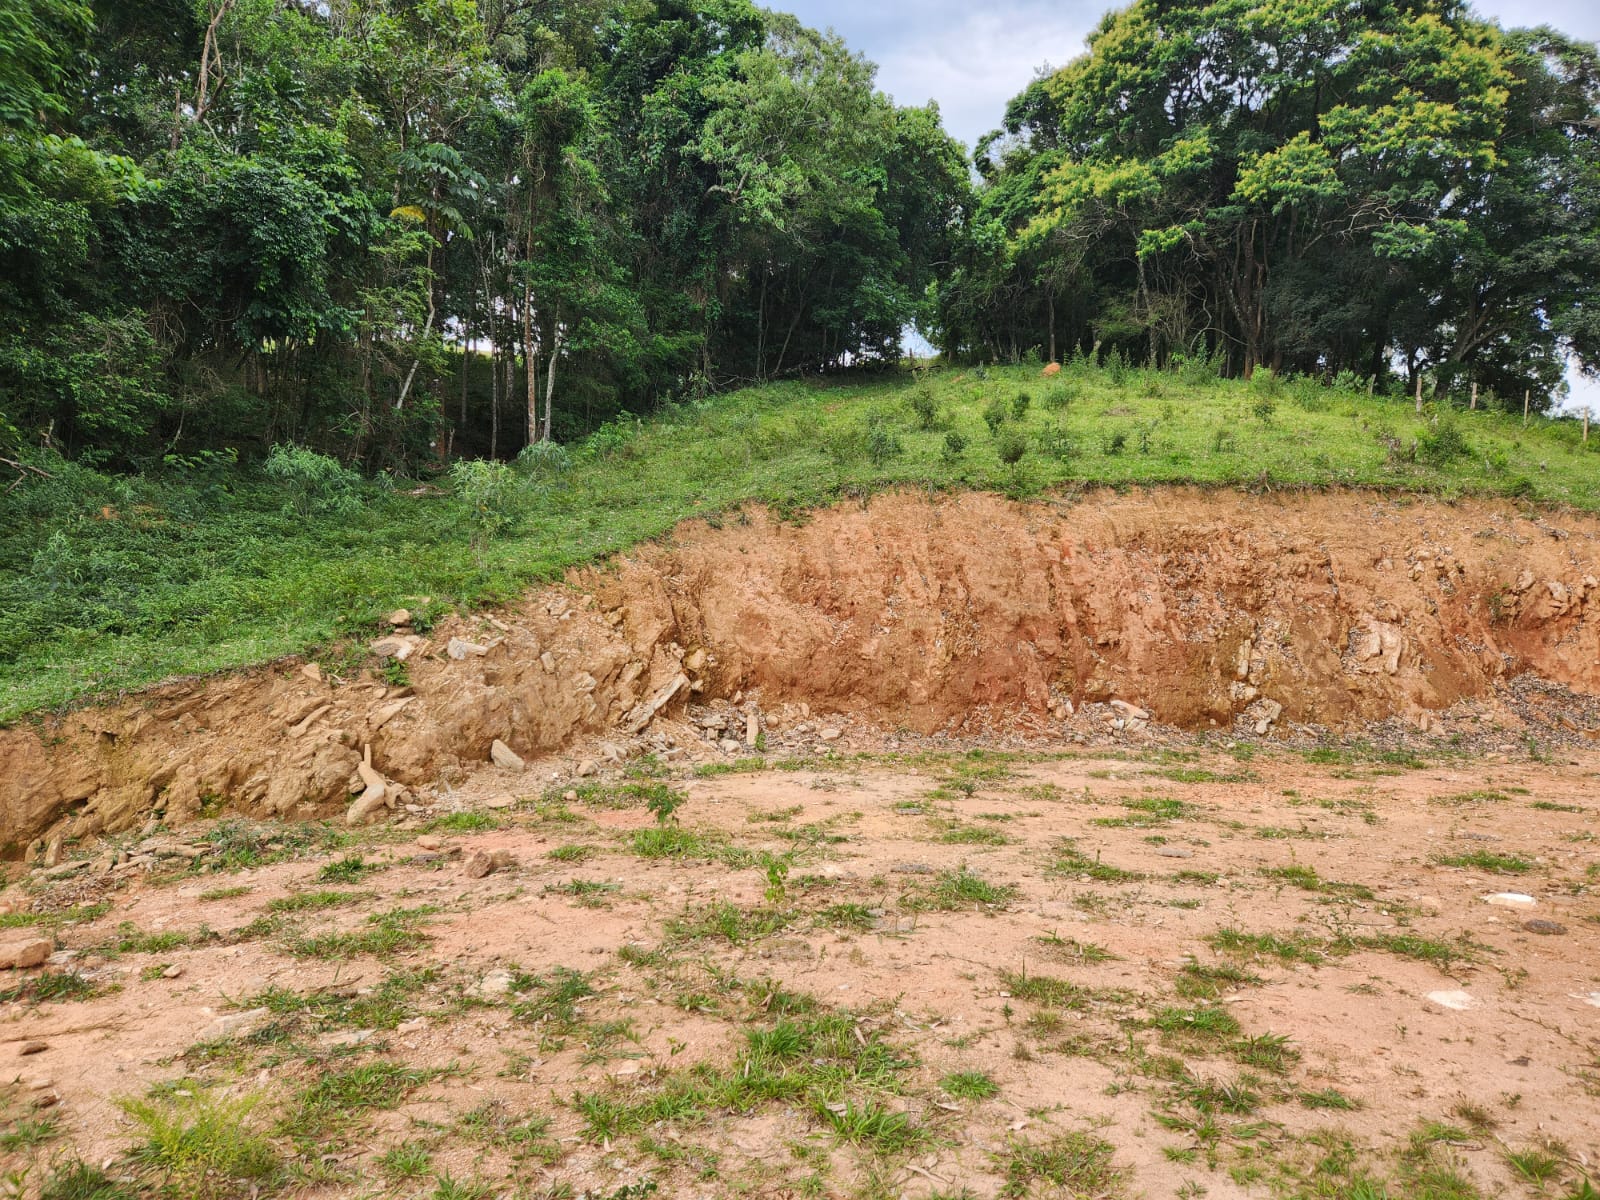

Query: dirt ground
[4,726,1598,1199]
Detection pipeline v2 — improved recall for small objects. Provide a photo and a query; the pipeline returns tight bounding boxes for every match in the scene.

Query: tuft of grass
[0,1113,60,1151]
[316,853,381,883]
[1050,840,1143,883]
[548,844,598,863]
[265,889,370,913]
[285,904,437,959]
[999,1131,1121,1199]
[821,1098,926,1154]
[1432,850,1532,874]
[999,969,1090,1010]
[38,1161,142,1200]
[427,811,501,833]
[909,866,1019,911]
[119,1087,280,1199]
[0,970,98,1006]
[665,901,791,945]
[1207,927,1327,965]
[940,1071,999,1101]
[289,1062,440,1139]
[379,1141,433,1179]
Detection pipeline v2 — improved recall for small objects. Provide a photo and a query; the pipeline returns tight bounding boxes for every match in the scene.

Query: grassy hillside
[3,361,1596,721]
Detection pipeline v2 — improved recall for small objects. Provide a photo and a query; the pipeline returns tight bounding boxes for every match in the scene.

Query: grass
[119,1086,280,1199]
[907,866,1019,910]
[0,970,98,1005]
[1432,850,1533,874]
[1000,1131,1122,1199]
[289,1061,442,1139]
[940,1070,999,1101]
[1049,839,1143,883]
[7,362,1597,723]
[284,904,437,959]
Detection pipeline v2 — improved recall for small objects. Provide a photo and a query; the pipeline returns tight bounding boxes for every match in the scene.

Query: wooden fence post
[1470,382,1478,411]
[1523,390,1530,426]
[1415,374,1423,414]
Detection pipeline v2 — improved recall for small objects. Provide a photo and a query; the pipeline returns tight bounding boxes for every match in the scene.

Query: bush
[864,411,903,466]
[515,440,572,479]
[1103,431,1128,456]
[263,445,361,516]
[1011,391,1032,420]
[1417,422,1470,467]
[907,386,938,430]
[450,459,521,550]
[942,430,968,461]
[1252,396,1277,424]
[996,430,1028,465]
[982,397,1010,435]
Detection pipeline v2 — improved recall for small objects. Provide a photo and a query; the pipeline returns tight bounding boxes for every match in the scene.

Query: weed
[0,970,97,1005]
[120,1087,280,1198]
[379,1141,433,1178]
[909,866,1019,910]
[1050,840,1143,883]
[822,1099,926,1154]
[290,1062,440,1139]
[941,1071,999,1101]
[427,811,501,833]
[0,1114,60,1151]
[548,844,597,863]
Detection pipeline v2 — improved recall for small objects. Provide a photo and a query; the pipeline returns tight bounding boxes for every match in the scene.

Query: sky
[781,0,1600,413]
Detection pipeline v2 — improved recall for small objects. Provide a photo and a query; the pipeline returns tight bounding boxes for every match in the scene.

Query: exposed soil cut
[6,488,1600,855]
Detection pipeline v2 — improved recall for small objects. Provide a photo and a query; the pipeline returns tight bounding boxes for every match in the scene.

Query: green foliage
[263,446,360,517]
[119,1087,280,1199]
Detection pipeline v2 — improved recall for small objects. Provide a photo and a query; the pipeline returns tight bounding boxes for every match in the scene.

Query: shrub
[1011,391,1032,420]
[907,386,938,430]
[864,411,903,466]
[982,396,1010,435]
[996,430,1028,466]
[942,430,968,461]
[515,440,571,480]
[1417,422,1470,467]
[263,445,360,516]
[1104,431,1128,456]
[450,459,521,550]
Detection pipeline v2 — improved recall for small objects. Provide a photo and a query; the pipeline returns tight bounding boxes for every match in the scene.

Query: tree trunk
[523,280,538,444]
[542,322,564,443]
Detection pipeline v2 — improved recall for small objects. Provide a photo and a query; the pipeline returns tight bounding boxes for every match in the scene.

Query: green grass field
[2,360,1596,721]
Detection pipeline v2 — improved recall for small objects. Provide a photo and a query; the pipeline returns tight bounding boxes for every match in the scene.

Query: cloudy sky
[781,0,1600,410]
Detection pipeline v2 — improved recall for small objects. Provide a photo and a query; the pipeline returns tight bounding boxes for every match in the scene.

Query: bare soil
[2,731,1599,1198]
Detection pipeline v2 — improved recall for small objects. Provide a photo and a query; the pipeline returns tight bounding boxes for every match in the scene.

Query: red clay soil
[5,488,1600,853]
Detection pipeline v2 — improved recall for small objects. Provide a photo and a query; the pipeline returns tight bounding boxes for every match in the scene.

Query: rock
[163,964,184,979]
[387,609,412,627]
[370,635,415,660]
[300,663,323,683]
[0,939,53,970]
[18,1042,47,1057]
[490,740,526,772]
[540,652,557,674]
[370,697,414,730]
[447,637,488,660]
[684,648,708,673]
[745,712,760,748]
[719,739,742,755]
[622,673,690,735]
[819,727,843,742]
[201,1007,272,1041]
[1109,700,1150,721]
[463,849,516,879]
[485,795,516,810]
[38,860,90,880]
[397,1017,429,1035]
[43,836,62,868]
[324,1029,375,1049]
[479,969,515,997]
[1484,892,1537,909]
[1425,990,1478,1012]
[576,760,598,778]
[1156,847,1194,859]
[417,835,443,851]
[1523,919,1567,936]
[563,790,578,803]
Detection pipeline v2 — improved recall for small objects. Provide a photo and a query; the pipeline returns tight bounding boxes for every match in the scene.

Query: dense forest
[1,0,1598,474]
